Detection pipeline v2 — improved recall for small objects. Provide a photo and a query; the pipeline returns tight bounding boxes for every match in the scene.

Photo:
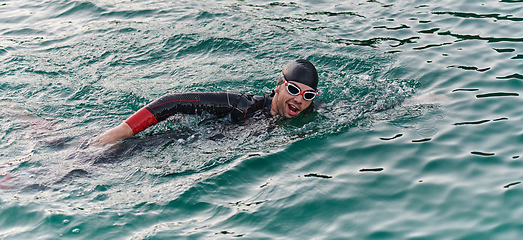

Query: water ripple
[471,151,495,156]
[438,30,523,43]
[432,11,523,22]
[304,173,332,179]
[54,1,106,19]
[380,133,403,140]
[332,36,420,48]
[454,119,490,125]
[306,11,365,18]
[412,138,432,143]
[493,48,515,53]
[496,73,523,80]
[417,27,440,34]
[476,92,520,98]
[503,181,521,189]
[374,24,410,30]
[447,65,490,72]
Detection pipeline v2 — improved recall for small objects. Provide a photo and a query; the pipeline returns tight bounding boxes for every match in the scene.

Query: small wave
[304,173,332,179]
[454,120,490,125]
[452,88,479,92]
[447,65,490,72]
[412,138,431,143]
[493,48,515,53]
[373,24,410,30]
[471,151,495,156]
[496,73,523,80]
[306,11,365,18]
[359,168,384,172]
[54,1,106,19]
[332,36,420,48]
[504,182,521,189]
[438,30,523,43]
[432,11,523,22]
[380,133,403,140]
[476,92,519,98]
[417,28,440,34]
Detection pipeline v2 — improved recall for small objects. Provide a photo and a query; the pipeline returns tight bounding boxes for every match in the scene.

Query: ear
[274,84,281,95]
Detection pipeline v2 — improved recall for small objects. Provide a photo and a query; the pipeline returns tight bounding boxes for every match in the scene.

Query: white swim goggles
[281,73,319,101]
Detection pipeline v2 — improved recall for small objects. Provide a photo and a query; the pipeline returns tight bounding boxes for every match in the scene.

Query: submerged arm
[94,122,134,145]
[94,122,134,146]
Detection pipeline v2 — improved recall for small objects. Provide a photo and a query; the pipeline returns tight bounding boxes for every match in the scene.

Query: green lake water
[1,0,523,239]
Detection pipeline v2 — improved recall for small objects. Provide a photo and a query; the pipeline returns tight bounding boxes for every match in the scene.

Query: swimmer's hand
[93,122,134,146]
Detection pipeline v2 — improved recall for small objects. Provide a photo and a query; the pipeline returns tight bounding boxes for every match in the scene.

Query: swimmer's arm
[93,122,134,146]
[94,92,243,145]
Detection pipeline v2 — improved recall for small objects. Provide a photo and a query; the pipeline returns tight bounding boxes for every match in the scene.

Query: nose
[293,94,304,104]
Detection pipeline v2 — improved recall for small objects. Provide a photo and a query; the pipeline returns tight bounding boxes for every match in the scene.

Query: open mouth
[288,103,299,116]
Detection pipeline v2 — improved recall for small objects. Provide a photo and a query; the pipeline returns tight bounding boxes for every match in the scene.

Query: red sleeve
[125,107,158,135]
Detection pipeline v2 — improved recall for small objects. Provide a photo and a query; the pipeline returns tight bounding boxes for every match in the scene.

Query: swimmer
[95,59,320,145]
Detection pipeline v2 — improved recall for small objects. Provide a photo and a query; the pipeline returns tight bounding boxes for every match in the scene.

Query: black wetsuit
[125,92,273,134]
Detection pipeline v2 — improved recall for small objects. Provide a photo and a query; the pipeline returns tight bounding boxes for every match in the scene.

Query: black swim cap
[281,59,318,91]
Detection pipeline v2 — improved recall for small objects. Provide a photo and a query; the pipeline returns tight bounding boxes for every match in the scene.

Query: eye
[287,84,300,95]
[303,92,316,100]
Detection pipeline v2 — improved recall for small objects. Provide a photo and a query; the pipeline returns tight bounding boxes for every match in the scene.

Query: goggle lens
[287,83,301,95]
[303,92,316,100]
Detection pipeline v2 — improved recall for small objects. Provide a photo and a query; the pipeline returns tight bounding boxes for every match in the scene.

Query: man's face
[270,81,314,118]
